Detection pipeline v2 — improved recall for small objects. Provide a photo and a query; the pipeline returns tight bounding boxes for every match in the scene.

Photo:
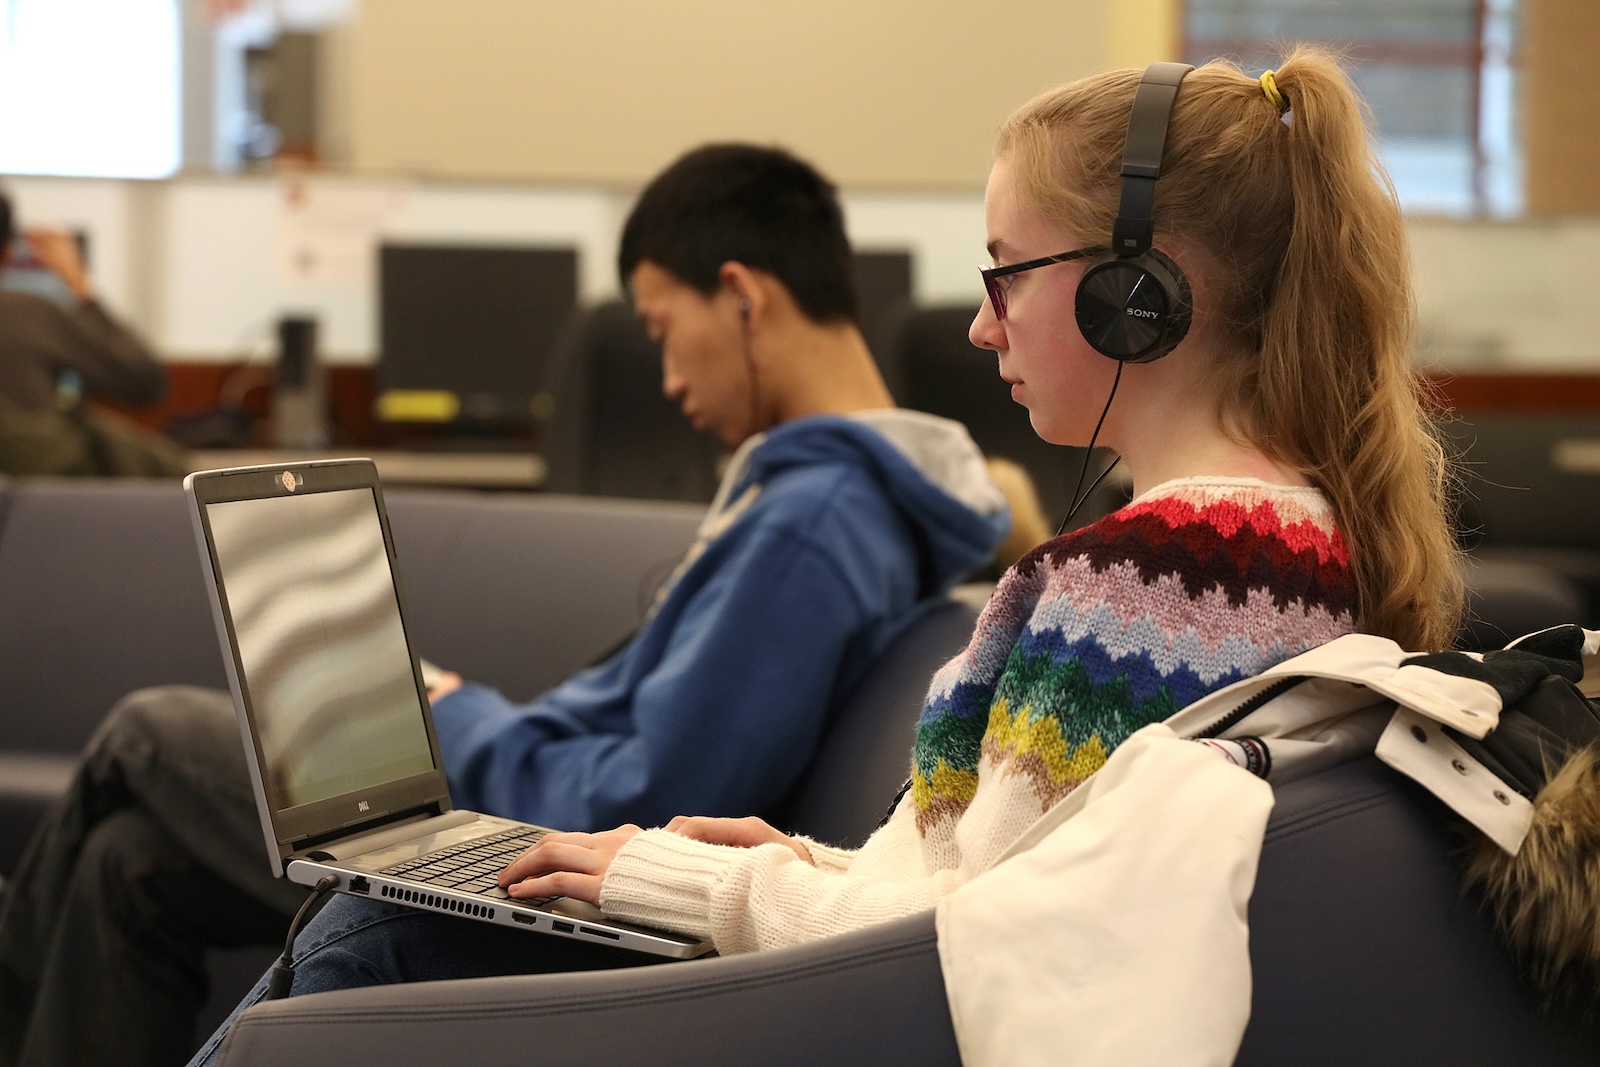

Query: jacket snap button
[1494,790,1510,805]
[1410,725,1427,743]
[1451,759,1468,775]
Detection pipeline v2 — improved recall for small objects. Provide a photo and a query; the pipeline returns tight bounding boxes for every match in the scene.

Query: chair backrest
[781,584,990,848]
[1449,414,1600,550]
[1459,556,1587,651]
[384,489,701,701]
[0,479,702,754]
[887,304,1128,524]
[540,302,724,503]
[1238,756,1600,1065]
[0,480,226,751]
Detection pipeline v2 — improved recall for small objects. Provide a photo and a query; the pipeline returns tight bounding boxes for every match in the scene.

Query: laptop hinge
[290,803,467,861]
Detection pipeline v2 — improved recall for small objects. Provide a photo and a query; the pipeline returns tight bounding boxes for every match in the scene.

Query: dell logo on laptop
[358,800,370,812]
[279,470,303,492]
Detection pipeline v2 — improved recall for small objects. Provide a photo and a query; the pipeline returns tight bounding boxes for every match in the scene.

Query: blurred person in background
[0,189,184,476]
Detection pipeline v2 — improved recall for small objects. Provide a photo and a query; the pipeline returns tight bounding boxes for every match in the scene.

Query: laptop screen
[205,486,435,811]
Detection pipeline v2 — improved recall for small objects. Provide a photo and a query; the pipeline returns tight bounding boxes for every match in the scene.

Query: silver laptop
[184,458,710,959]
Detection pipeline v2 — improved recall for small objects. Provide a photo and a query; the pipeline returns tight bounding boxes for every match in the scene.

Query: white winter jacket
[936,629,1600,1067]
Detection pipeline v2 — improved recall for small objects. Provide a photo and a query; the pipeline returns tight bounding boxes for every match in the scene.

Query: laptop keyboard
[379,826,550,899]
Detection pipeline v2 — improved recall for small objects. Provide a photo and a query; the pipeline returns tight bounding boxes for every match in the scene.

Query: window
[0,0,181,178]
[1184,0,1520,216]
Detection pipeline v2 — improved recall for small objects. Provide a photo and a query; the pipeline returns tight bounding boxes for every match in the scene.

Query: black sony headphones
[1074,61,1195,364]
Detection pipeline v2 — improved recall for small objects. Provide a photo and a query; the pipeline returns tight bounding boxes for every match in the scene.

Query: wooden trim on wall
[1426,372,1600,414]
[98,364,392,448]
[97,365,1600,454]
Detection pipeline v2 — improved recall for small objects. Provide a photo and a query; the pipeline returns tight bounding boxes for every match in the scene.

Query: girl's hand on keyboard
[497,825,642,905]
[663,815,813,864]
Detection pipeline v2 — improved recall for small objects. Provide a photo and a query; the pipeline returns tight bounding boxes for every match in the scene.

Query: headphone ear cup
[1074,248,1193,363]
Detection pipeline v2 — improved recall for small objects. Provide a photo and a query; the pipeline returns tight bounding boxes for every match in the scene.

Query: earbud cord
[739,306,764,439]
[1055,360,1124,538]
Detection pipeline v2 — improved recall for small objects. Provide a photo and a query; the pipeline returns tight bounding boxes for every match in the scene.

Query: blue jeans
[188,894,664,1067]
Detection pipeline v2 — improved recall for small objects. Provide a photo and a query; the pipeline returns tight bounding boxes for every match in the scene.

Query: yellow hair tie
[1259,69,1288,115]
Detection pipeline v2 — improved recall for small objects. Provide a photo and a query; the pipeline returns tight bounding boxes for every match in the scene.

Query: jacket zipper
[1195,675,1310,739]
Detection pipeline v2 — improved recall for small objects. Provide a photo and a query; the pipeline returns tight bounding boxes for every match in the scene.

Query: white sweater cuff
[598,829,743,941]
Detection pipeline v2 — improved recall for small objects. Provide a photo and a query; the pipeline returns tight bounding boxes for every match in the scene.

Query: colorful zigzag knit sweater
[599,477,1357,954]
[909,476,1355,867]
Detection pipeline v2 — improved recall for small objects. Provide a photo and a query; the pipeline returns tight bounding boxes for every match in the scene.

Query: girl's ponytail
[1262,50,1462,649]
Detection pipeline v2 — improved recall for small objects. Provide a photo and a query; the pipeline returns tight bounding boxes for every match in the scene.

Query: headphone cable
[1055,360,1124,538]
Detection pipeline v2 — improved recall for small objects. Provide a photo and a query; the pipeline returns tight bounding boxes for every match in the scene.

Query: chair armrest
[217,911,961,1067]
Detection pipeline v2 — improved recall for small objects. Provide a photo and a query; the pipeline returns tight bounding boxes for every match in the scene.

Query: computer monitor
[376,243,578,428]
[852,249,913,369]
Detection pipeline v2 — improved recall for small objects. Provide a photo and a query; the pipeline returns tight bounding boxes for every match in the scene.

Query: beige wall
[349,0,1177,189]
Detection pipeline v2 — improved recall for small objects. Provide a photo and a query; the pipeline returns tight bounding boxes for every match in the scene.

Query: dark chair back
[1237,757,1600,1065]
[782,585,988,847]
[1449,414,1600,550]
[540,302,724,503]
[888,304,1128,524]
[0,481,225,753]
[1447,414,1600,632]
[385,489,701,701]
[851,250,914,381]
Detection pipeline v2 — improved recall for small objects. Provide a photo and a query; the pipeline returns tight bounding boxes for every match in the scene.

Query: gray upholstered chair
[0,480,228,868]
[213,757,1600,1067]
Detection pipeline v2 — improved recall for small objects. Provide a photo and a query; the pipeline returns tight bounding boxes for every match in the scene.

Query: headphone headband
[1074,61,1196,364]
[1112,62,1194,257]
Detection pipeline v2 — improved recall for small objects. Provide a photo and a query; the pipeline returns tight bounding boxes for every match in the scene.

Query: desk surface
[187,449,546,489]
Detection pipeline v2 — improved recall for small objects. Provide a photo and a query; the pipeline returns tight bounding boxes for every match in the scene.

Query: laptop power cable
[265,874,341,1001]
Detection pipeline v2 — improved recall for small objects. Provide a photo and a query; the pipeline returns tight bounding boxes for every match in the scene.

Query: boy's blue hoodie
[430,411,1009,831]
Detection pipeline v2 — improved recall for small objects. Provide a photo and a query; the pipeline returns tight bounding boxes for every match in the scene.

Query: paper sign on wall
[275,180,411,287]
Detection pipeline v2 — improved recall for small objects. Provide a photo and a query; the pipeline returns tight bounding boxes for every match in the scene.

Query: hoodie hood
[709,411,1009,593]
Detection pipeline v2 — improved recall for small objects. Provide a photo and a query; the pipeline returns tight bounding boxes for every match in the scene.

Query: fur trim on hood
[1412,626,1600,1013]
[1463,743,1600,1011]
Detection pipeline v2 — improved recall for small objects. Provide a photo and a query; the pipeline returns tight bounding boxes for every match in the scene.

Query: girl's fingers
[499,837,600,885]
[507,870,603,906]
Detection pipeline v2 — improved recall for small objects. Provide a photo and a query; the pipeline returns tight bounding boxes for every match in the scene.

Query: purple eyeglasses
[979,246,1107,320]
